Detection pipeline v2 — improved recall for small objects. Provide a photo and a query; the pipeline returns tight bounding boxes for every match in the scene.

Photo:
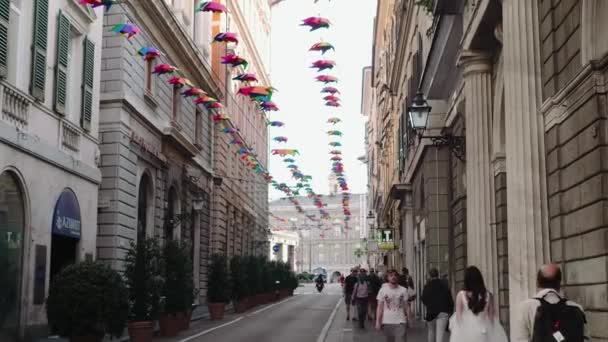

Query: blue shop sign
[272,244,280,253]
[52,189,81,239]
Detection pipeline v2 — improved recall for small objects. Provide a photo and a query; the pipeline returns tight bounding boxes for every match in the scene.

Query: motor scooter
[316,281,324,293]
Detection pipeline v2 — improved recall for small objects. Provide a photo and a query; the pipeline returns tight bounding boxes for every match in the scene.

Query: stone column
[502,0,550,323]
[458,50,498,294]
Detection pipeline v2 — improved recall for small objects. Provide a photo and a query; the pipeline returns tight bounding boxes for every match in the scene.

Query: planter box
[159,313,182,336]
[128,321,154,342]
[208,303,226,320]
[234,298,249,313]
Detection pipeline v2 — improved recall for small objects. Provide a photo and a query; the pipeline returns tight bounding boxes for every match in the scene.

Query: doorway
[50,235,77,282]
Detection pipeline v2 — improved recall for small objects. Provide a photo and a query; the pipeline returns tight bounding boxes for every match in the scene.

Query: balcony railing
[1,83,31,131]
[62,120,81,152]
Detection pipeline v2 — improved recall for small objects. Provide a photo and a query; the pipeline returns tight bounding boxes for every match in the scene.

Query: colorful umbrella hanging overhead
[135,47,161,60]
[109,24,140,39]
[79,0,115,12]
[196,1,228,13]
[309,42,335,54]
[301,17,331,31]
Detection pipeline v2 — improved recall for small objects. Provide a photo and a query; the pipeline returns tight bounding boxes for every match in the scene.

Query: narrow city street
[159,283,427,342]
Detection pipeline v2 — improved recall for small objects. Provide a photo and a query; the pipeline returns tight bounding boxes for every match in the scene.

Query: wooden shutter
[0,0,9,78]
[54,11,69,114]
[81,38,94,130]
[31,0,48,101]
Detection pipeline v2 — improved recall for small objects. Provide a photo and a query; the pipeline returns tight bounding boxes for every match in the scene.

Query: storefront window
[0,171,25,340]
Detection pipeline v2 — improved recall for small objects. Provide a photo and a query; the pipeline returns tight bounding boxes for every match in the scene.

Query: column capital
[457,50,493,76]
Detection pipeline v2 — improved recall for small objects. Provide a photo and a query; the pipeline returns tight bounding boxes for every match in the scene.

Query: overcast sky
[268,0,377,200]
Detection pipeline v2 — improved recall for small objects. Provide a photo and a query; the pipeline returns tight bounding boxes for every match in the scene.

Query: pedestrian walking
[339,274,345,287]
[352,268,370,328]
[367,268,382,321]
[422,268,454,342]
[448,266,508,342]
[512,263,589,342]
[344,268,359,321]
[375,269,410,342]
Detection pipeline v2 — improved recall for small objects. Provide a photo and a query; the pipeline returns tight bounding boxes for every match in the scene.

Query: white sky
[268,0,377,200]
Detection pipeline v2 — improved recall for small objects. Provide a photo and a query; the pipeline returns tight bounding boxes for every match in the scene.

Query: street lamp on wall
[407,92,466,162]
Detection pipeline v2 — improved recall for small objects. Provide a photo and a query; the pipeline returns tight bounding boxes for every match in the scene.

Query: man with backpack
[512,263,589,342]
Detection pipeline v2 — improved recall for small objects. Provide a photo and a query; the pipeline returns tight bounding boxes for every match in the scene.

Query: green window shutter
[81,38,94,131]
[31,0,48,101]
[54,10,69,114]
[0,0,10,78]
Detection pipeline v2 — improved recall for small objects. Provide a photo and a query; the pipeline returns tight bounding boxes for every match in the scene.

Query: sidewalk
[324,301,427,342]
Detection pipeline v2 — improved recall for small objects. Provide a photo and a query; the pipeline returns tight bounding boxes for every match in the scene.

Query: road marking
[316,298,342,342]
[177,296,296,342]
[178,317,244,342]
[248,296,296,316]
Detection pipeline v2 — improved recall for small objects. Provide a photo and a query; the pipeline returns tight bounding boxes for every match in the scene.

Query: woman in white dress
[449,266,508,342]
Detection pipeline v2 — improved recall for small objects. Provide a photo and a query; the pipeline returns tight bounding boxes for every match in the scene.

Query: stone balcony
[0,82,31,131]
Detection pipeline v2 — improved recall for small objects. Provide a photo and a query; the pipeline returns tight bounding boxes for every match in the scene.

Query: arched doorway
[0,171,26,340]
[137,174,152,244]
[50,189,81,282]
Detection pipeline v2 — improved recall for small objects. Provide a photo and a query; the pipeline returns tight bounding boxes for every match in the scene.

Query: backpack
[531,293,587,342]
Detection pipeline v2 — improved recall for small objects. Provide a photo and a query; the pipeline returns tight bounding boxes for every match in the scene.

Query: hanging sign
[377,227,395,251]
[52,189,82,239]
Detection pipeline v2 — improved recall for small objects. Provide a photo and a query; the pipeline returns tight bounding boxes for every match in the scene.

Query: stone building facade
[0,0,103,339]
[209,0,271,258]
[269,193,367,279]
[367,0,608,339]
[97,0,219,305]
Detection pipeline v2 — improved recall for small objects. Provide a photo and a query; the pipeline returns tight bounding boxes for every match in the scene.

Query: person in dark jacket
[367,268,382,321]
[422,268,454,342]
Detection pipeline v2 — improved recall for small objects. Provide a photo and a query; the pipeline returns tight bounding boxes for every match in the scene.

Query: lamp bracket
[419,133,466,162]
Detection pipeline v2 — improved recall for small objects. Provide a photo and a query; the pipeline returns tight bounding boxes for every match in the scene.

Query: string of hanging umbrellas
[82,1,278,184]
[83,1,336,223]
[301,9,352,231]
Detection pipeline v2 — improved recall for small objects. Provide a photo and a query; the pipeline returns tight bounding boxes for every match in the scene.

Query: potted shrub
[180,244,195,330]
[287,272,299,296]
[160,240,191,336]
[124,238,164,342]
[46,261,129,342]
[247,256,262,308]
[207,254,230,320]
[262,260,274,303]
[230,255,250,313]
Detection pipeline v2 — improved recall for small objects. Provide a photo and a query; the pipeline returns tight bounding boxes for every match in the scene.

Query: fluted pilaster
[458,50,498,295]
[503,0,550,323]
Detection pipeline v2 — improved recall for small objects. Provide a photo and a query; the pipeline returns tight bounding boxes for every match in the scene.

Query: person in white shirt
[376,269,411,342]
[512,263,590,342]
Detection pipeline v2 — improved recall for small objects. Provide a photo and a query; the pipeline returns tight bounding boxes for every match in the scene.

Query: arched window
[165,187,178,241]
[137,174,151,244]
[0,171,25,339]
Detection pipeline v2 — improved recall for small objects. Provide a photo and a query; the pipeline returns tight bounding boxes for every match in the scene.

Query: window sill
[144,91,158,108]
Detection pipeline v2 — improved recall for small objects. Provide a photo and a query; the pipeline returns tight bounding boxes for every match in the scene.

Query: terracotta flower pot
[235,298,249,313]
[70,336,102,342]
[182,310,192,330]
[159,313,182,336]
[208,303,226,320]
[128,321,154,342]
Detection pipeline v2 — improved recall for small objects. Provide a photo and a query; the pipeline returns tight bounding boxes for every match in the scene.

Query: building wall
[0,0,104,337]
[97,1,216,307]
[540,0,608,340]
[449,115,467,293]
[209,0,270,258]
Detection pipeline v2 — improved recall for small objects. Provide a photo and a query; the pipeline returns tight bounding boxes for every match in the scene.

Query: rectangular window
[195,108,202,147]
[0,0,9,78]
[172,85,181,126]
[145,59,154,96]
[31,0,48,101]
